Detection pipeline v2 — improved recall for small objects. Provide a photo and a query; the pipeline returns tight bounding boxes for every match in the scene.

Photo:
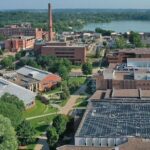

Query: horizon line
[1,8,150,10]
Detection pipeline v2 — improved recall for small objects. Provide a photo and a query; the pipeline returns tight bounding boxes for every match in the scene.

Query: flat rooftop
[120,48,150,55]
[89,89,150,101]
[42,45,85,48]
[112,89,140,98]
[76,100,150,139]
[11,36,35,40]
[89,90,105,101]
[57,138,150,150]
[127,58,150,62]
[57,146,112,150]
[119,138,150,150]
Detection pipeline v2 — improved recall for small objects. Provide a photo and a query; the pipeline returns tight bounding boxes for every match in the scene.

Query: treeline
[1,10,150,32]
[0,93,35,149]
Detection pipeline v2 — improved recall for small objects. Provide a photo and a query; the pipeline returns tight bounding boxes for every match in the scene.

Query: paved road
[34,135,49,150]
[60,84,87,115]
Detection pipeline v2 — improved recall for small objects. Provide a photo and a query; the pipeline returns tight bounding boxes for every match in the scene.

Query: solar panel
[77,101,150,139]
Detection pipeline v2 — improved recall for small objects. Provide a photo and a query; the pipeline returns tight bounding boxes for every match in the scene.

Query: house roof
[0,78,36,106]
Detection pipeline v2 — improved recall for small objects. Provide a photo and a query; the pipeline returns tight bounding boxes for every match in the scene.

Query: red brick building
[107,48,150,64]
[0,26,43,40]
[5,36,35,52]
[94,67,150,90]
[14,66,61,92]
[41,45,86,64]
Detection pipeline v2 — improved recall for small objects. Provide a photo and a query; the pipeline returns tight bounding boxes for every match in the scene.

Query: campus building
[34,3,87,64]
[5,36,35,52]
[94,60,150,90]
[75,89,150,148]
[0,78,36,109]
[41,45,86,64]
[106,48,150,64]
[4,66,61,92]
[0,24,43,40]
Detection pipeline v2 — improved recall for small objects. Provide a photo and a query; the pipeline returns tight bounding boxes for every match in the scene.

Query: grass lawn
[44,86,61,95]
[71,65,82,69]
[26,143,36,150]
[60,99,68,107]
[68,77,86,85]
[28,115,57,136]
[23,100,58,118]
[75,96,88,107]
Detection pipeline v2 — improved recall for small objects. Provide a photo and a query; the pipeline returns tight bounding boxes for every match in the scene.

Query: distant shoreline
[1,8,150,12]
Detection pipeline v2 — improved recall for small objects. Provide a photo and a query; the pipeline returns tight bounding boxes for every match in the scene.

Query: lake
[82,20,150,33]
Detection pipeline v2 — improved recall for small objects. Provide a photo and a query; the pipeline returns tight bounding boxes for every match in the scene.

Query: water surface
[82,20,150,33]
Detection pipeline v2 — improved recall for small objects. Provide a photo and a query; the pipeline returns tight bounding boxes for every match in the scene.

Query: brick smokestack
[48,3,53,41]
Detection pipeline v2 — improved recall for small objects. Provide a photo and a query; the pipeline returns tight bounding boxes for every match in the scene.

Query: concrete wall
[75,137,128,147]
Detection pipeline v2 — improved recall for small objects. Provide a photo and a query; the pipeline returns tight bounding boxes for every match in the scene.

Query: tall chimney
[48,3,53,41]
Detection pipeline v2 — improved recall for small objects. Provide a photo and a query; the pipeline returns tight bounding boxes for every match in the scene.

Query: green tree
[26,59,40,69]
[0,34,5,41]
[1,93,25,111]
[129,31,143,47]
[1,56,15,69]
[15,52,22,60]
[16,120,35,146]
[82,62,92,75]
[60,82,70,100]
[0,115,18,150]
[103,41,107,47]
[86,79,96,94]
[47,127,59,148]
[115,36,127,49]
[68,80,80,94]
[0,101,23,127]
[95,27,113,36]
[52,115,68,135]
[95,47,101,58]
[0,50,3,55]
[58,65,69,80]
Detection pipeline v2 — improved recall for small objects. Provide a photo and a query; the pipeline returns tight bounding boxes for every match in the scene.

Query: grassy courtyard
[28,115,57,136]
[23,99,58,118]
[68,76,86,85]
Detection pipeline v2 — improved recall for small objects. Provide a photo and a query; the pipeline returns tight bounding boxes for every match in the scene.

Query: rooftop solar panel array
[77,101,150,139]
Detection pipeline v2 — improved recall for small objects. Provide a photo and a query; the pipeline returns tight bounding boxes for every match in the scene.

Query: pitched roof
[0,78,36,106]
[17,65,52,81]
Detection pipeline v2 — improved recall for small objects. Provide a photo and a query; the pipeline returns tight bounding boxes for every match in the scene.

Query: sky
[0,0,150,9]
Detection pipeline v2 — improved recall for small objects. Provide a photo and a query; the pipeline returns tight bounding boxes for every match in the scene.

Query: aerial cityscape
[1,0,150,150]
